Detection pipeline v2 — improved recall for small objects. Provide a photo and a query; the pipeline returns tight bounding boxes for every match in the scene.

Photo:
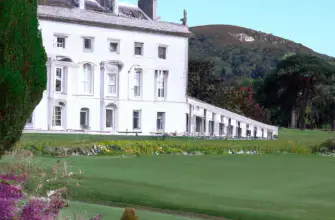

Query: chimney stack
[112,0,119,15]
[138,0,157,20]
[79,0,85,9]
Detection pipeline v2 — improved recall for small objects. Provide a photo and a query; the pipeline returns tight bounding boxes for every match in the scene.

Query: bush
[96,140,312,155]
[19,139,314,157]
[0,150,103,219]
[121,208,139,220]
[311,138,335,153]
[0,0,47,157]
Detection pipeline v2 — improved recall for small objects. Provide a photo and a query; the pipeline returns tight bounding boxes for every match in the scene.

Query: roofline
[37,14,193,38]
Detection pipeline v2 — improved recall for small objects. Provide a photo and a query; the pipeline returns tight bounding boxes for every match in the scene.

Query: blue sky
[125,0,335,57]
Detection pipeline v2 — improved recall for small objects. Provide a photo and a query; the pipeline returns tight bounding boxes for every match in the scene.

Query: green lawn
[18,128,334,149]
[34,154,335,220]
[59,201,198,220]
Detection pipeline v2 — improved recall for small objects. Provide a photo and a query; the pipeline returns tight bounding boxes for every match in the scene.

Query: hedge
[22,139,313,157]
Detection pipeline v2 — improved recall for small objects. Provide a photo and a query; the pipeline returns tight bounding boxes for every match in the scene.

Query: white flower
[47,190,55,197]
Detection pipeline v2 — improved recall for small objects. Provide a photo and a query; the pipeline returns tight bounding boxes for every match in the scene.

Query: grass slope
[36,154,335,220]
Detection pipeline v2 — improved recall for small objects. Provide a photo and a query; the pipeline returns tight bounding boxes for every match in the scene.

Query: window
[133,110,141,130]
[55,68,63,92]
[83,38,93,51]
[52,106,62,127]
[134,69,142,97]
[83,63,93,94]
[155,70,168,98]
[158,46,167,59]
[80,108,89,129]
[109,40,120,53]
[157,112,165,131]
[134,42,143,56]
[107,73,117,95]
[246,124,250,137]
[219,123,224,135]
[106,109,114,128]
[209,121,214,135]
[186,114,189,133]
[56,37,66,48]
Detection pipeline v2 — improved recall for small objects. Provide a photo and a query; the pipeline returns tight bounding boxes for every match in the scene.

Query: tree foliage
[188,59,271,124]
[187,59,221,105]
[255,54,335,129]
[0,0,47,157]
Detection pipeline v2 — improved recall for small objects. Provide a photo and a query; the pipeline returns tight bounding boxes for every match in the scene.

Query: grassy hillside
[189,25,333,83]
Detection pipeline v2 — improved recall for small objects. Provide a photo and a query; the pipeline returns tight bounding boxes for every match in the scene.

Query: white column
[249,125,254,138]
[100,62,105,131]
[194,116,197,135]
[231,119,236,137]
[48,58,56,130]
[240,122,247,138]
[214,114,219,136]
[188,104,192,134]
[204,110,209,136]
[264,129,268,139]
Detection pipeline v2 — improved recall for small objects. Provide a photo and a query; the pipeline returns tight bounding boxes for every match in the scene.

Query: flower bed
[22,139,313,157]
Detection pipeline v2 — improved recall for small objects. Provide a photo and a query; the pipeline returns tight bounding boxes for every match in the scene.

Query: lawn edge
[72,200,229,220]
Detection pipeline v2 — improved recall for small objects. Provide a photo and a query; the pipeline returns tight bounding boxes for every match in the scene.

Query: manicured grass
[59,201,198,220]
[18,128,334,149]
[35,155,335,220]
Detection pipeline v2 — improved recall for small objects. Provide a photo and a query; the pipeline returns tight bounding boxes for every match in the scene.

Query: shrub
[96,140,312,156]
[311,138,335,153]
[0,150,103,219]
[0,172,66,219]
[121,208,139,220]
[0,0,47,157]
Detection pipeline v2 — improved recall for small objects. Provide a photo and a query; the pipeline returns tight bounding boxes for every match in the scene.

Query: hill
[189,25,333,84]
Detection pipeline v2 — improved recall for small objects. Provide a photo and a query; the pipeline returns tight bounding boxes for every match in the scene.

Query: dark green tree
[187,59,221,105]
[256,54,335,129]
[312,75,335,130]
[0,0,47,157]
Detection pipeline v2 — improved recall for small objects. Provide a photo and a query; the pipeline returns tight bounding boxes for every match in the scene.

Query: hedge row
[21,139,315,157]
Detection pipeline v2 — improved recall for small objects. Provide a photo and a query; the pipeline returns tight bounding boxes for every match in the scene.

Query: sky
[125,0,335,57]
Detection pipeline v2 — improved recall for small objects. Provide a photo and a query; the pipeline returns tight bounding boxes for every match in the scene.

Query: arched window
[83,63,93,94]
[80,108,90,129]
[52,102,65,127]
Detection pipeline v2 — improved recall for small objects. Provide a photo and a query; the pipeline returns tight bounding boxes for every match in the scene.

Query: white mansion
[25,0,278,138]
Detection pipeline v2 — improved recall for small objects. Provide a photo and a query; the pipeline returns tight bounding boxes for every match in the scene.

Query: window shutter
[129,70,134,95]
[89,65,93,94]
[154,70,158,99]
[164,71,168,98]
[162,113,166,131]
[63,67,68,94]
